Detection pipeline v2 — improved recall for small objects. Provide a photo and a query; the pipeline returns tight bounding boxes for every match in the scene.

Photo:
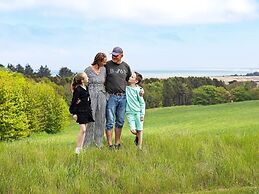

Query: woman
[84,52,107,148]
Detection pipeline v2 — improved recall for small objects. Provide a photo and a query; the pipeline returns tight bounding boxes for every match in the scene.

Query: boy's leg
[137,131,143,149]
[135,112,143,148]
[126,113,137,135]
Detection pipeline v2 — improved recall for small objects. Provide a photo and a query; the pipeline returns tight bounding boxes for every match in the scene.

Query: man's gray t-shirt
[105,60,131,94]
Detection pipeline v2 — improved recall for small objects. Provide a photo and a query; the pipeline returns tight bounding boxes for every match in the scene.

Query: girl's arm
[69,88,80,115]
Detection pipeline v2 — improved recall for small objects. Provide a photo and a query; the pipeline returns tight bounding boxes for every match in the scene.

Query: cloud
[0,0,258,25]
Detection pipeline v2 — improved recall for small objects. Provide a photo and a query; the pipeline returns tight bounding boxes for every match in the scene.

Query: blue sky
[0,0,259,73]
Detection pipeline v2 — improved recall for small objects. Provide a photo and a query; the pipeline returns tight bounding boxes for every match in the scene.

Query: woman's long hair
[91,52,107,67]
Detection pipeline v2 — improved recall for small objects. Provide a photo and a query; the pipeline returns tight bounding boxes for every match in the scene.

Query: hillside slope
[0,101,258,193]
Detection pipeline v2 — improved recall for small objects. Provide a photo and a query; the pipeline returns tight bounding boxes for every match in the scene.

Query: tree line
[141,77,259,107]
[2,63,259,109]
[3,63,75,105]
[4,63,74,78]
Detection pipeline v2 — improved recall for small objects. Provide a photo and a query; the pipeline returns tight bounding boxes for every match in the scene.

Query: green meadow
[0,101,258,193]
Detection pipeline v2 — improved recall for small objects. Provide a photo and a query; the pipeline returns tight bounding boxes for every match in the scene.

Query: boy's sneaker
[114,144,121,150]
[134,136,138,146]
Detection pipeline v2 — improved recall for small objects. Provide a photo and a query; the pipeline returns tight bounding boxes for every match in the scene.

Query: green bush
[230,85,253,102]
[250,87,259,100]
[35,83,69,134]
[192,85,231,105]
[0,71,30,140]
[0,70,69,140]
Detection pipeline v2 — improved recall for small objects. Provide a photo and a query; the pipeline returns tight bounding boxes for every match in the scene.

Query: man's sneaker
[134,136,138,146]
[75,147,81,155]
[114,144,121,150]
[108,145,114,150]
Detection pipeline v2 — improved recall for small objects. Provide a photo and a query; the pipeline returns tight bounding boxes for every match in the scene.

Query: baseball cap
[111,47,123,56]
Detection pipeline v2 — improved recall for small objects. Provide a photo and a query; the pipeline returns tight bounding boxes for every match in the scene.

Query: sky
[1,0,259,73]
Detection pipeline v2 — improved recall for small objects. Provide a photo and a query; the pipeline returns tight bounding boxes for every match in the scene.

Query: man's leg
[106,130,113,146]
[106,95,116,146]
[114,95,126,146]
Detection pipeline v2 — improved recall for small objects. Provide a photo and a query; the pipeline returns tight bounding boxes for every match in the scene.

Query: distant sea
[138,69,258,79]
[52,69,258,78]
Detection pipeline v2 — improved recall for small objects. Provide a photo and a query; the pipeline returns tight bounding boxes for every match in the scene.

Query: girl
[69,72,94,154]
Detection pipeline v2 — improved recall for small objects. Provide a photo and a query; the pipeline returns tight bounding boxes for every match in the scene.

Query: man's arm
[125,63,132,82]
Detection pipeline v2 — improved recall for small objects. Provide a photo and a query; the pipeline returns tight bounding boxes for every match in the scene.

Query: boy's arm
[137,88,145,119]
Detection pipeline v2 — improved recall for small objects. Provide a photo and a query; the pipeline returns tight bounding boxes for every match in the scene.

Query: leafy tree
[15,64,25,74]
[24,64,34,77]
[229,81,256,102]
[163,78,175,107]
[250,87,259,100]
[246,71,259,76]
[163,77,192,106]
[0,64,4,68]
[142,80,163,108]
[192,85,231,105]
[7,63,16,72]
[36,65,51,78]
[58,67,74,78]
[231,86,252,102]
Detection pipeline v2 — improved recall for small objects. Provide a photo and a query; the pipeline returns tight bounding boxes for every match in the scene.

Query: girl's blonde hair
[71,72,87,92]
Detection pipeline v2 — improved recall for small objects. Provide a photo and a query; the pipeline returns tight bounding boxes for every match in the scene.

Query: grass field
[0,101,258,193]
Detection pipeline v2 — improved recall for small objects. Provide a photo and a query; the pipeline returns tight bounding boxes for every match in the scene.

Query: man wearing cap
[105,47,132,149]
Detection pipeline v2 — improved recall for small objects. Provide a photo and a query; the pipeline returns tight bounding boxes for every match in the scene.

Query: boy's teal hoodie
[125,85,145,116]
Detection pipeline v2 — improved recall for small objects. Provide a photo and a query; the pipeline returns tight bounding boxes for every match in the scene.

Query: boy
[125,72,145,149]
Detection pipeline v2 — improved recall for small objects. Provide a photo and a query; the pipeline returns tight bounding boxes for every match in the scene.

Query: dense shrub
[0,72,30,140]
[229,82,256,102]
[192,85,231,105]
[250,87,259,100]
[35,84,69,133]
[0,70,69,140]
[231,86,252,102]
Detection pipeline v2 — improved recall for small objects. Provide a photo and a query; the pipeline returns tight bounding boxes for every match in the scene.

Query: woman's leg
[84,122,94,147]
[94,96,106,147]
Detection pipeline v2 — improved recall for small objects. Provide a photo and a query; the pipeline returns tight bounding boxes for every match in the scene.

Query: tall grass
[0,101,258,193]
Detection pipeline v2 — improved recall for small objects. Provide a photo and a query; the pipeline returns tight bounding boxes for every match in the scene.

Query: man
[105,46,131,149]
